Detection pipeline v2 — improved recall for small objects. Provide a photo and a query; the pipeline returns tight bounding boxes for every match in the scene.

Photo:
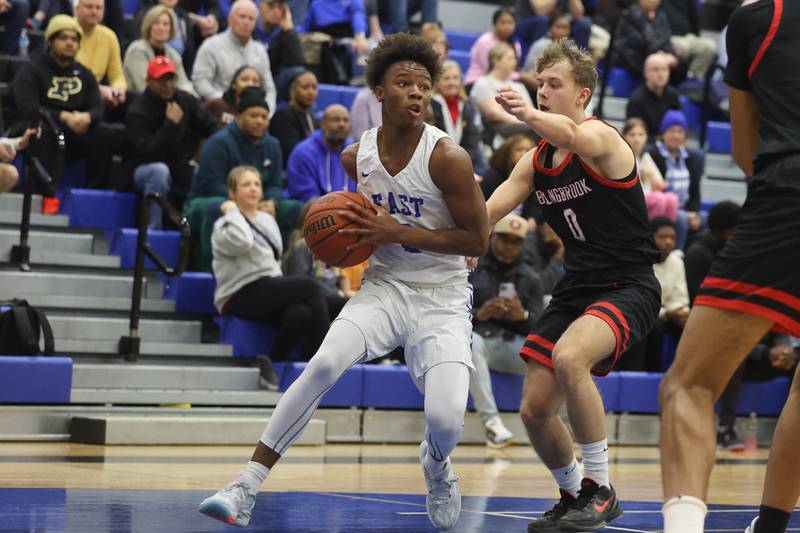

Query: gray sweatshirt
[191,29,277,115]
[211,206,283,311]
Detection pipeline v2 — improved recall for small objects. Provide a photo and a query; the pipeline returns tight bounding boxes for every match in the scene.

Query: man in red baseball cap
[125,55,218,229]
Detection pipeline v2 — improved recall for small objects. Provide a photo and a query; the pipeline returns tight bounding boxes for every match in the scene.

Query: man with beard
[285,103,357,202]
[125,56,218,229]
[468,213,545,449]
[12,14,115,213]
[186,86,301,271]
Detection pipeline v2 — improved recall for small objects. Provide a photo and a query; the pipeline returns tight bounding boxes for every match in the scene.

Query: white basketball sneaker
[198,478,256,527]
[484,416,514,449]
[419,440,462,530]
[744,516,758,533]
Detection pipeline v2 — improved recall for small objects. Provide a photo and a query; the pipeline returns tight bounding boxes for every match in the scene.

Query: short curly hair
[365,33,443,89]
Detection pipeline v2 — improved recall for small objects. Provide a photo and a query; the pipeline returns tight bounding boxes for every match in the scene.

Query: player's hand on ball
[339,201,400,249]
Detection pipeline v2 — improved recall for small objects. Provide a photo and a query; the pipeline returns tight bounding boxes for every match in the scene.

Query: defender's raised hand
[495,86,535,124]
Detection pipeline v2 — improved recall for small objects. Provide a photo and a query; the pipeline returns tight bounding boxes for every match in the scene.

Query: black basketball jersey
[725,0,800,173]
[531,119,659,273]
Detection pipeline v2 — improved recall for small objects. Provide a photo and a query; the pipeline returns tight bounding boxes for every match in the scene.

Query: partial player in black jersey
[485,38,660,532]
[660,2,800,532]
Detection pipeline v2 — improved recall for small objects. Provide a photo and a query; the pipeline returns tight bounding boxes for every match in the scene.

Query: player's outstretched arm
[495,86,626,164]
[486,148,535,226]
[340,138,489,257]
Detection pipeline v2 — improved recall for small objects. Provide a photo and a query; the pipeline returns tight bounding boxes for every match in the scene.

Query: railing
[10,111,64,272]
[119,194,191,362]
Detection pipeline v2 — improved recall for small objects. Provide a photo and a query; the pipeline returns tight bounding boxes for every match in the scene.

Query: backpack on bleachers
[0,299,54,356]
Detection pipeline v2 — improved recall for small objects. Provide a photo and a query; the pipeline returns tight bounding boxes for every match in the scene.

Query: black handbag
[0,299,54,355]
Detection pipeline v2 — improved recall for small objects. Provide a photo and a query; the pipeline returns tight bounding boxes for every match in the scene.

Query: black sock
[756,505,791,533]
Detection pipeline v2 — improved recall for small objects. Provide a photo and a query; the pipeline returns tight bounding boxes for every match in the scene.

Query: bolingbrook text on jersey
[535,178,593,205]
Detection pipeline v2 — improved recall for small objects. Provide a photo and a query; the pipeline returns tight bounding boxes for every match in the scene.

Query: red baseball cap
[147,56,177,79]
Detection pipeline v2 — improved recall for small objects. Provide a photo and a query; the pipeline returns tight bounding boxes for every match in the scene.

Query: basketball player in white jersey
[198,33,489,530]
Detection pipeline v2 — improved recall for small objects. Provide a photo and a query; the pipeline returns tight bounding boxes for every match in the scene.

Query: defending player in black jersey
[660,1,800,532]
[486,38,660,532]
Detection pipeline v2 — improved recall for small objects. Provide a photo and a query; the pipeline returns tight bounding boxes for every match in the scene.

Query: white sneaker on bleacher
[484,416,514,449]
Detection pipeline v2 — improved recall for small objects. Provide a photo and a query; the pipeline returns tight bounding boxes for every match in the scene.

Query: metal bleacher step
[56,339,232,357]
[69,389,280,407]
[601,96,628,121]
[0,248,120,268]
[0,228,92,254]
[705,153,746,180]
[0,192,43,212]
[70,414,322,445]
[0,271,151,298]
[73,363,258,390]
[49,315,201,343]
[20,294,174,313]
[0,210,69,228]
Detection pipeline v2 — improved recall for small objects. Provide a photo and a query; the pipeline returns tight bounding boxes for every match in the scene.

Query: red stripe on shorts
[520,346,555,369]
[584,309,623,359]
[526,334,555,351]
[701,276,800,312]
[694,295,800,338]
[588,301,631,350]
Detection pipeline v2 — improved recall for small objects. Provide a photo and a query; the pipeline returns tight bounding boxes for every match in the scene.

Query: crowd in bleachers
[1,0,796,445]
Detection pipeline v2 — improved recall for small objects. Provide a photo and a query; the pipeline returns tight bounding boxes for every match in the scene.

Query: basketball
[303,191,377,268]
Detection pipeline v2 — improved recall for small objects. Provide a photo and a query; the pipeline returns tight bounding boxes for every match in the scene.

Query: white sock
[549,457,582,497]
[239,461,269,495]
[663,495,707,533]
[579,438,609,488]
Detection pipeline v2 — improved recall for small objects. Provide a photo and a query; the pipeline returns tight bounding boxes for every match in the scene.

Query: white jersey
[356,124,469,286]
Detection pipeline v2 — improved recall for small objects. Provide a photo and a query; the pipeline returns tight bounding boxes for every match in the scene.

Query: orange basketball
[303,191,377,268]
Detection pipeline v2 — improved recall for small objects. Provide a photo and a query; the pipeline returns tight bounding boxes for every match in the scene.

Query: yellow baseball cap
[494,214,528,239]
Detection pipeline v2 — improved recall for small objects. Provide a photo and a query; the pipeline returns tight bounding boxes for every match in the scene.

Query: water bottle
[19,29,29,59]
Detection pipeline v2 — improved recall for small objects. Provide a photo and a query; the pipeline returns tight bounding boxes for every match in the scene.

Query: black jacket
[266,28,304,78]
[430,98,487,175]
[612,5,675,77]
[12,52,103,129]
[658,0,700,37]
[469,247,545,339]
[268,105,318,167]
[625,85,682,142]
[683,233,725,303]
[645,143,704,212]
[125,89,219,188]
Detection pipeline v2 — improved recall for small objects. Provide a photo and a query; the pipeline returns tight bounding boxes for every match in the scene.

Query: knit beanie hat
[45,15,83,42]
[660,109,688,134]
[237,87,270,113]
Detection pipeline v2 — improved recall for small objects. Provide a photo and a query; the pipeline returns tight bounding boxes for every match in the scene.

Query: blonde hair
[536,37,597,108]
[488,42,515,71]
[226,165,260,192]
[436,60,467,100]
[141,5,177,41]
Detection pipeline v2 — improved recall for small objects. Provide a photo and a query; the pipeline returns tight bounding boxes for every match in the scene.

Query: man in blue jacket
[286,103,357,202]
[186,87,301,270]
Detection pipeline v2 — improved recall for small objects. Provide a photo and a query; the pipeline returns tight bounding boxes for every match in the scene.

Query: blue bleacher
[444,30,479,53]
[448,50,471,76]
[679,95,702,134]
[316,84,362,112]
[0,356,72,404]
[108,228,181,269]
[276,362,365,407]
[62,189,137,229]
[706,121,732,154]
[163,271,216,314]
[607,68,640,98]
[616,371,662,413]
[362,365,424,410]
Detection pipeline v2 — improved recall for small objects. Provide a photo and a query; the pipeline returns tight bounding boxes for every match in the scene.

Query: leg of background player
[660,306,772,533]
[752,365,800,532]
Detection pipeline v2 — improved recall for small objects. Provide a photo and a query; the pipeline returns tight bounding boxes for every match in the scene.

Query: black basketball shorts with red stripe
[695,154,800,337]
[520,266,661,376]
